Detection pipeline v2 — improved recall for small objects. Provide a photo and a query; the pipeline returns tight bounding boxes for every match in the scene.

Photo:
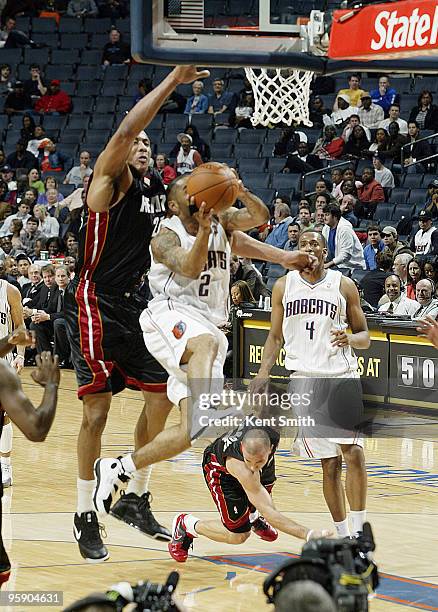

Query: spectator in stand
[322,203,365,270]
[233,93,254,129]
[63,151,93,188]
[207,79,236,115]
[356,167,384,219]
[265,202,293,248]
[1,165,16,193]
[361,251,393,307]
[0,64,12,96]
[184,124,210,161]
[230,255,269,301]
[26,125,47,157]
[45,189,66,220]
[330,168,343,197]
[339,193,358,227]
[372,153,395,189]
[37,176,61,205]
[309,96,331,128]
[0,15,38,49]
[283,141,322,173]
[411,210,438,256]
[0,199,31,237]
[307,179,337,210]
[298,204,313,231]
[424,259,438,286]
[64,232,78,257]
[3,0,37,17]
[332,167,361,201]
[341,114,371,142]
[154,154,176,186]
[379,104,408,135]
[98,0,129,19]
[0,150,5,168]
[6,140,38,171]
[4,81,32,116]
[357,91,384,129]
[413,278,438,320]
[20,216,41,258]
[184,81,209,115]
[131,79,151,107]
[333,74,364,110]
[370,75,398,115]
[368,127,390,157]
[23,64,47,103]
[403,121,433,173]
[27,168,44,194]
[273,127,301,157]
[35,80,72,115]
[16,253,30,287]
[20,114,36,144]
[393,252,414,287]
[9,219,25,252]
[102,28,131,66]
[28,264,58,354]
[408,90,438,131]
[0,258,19,289]
[46,237,65,258]
[378,274,419,315]
[330,94,358,126]
[284,222,300,251]
[0,180,11,222]
[382,226,410,259]
[342,125,370,159]
[21,262,42,306]
[363,225,384,270]
[312,125,344,160]
[33,204,59,238]
[38,139,72,174]
[385,122,408,164]
[67,0,98,17]
[406,259,423,300]
[173,133,203,175]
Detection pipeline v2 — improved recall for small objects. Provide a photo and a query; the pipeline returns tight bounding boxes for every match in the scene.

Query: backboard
[131,0,438,74]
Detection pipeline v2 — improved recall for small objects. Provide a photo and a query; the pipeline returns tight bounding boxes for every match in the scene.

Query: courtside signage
[329,0,438,60]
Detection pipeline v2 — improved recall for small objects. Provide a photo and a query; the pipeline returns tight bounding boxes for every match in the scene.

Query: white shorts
[140,300,228,407]
[288,372,364,460]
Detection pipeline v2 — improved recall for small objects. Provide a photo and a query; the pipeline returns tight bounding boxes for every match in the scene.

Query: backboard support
[131,0,438,74]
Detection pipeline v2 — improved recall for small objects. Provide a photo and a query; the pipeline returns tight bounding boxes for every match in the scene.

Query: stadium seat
[0,49,23,65]
[23,48,50,66]
[265,128,283,143]
[408,188,427,204]
[32,33,58,47]
[58,18,83,33]
[234,143,261,158]
[14,17,30,31]
[92,117,115,130]
[94,99,117,114]
[77,66,103,81]
[422,174,436,187]
[240,172,270,188]
[0,116,9,131]
[402,174,423,188]
[59,184,76,197]
[374,203,394,222]
[81,50,103,65]
[261,143,275,157]
[253,188,275,204]
[190,115,213,130]
[76,82,101,97]
[89,33,108,49]
[115,19,130,34]
[117,97,132,113]
[61,130,85,144]
[67,116,91,130]
[239,130,266,144]
[32,17,58,33]
[42,116,68,131]
[60,33,89,49]
[267,158,286,173]
[71,97,94,114]
[52,49,81,65]
[389,188,409,204]
[103,65,129,80]
[101,82,125,97]
[62,82,76,96]
[392,204,414,221]
[209,144,233,158]
[46,66,75,81]
[165,115,188,130]
[86,130,111,144]
[238,158,266,173]
[214,130,238,144]
[271,173,301,192]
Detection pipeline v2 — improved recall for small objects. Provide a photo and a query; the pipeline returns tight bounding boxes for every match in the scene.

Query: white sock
[334,518,350,537]
[1,457,11,466]
[120,453,136,474]
[77,478,95,515]
[249,510,259,523]
[127,466,152,496]
[0,423,13,454]
[184,514,200,537]
[350,510,366,535]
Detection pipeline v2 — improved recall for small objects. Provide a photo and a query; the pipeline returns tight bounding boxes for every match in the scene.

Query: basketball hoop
[244,67,313,127]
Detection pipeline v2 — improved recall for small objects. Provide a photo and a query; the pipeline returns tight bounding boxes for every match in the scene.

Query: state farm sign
[329,0,438,60]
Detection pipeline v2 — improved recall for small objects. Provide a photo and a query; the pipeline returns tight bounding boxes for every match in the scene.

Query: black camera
[63,571,181,612]
[263,523,379,612]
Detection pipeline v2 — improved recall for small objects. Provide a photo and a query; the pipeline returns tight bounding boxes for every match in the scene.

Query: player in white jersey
[252,229,370,538]
[92,173,317,513]
[0,279,25,487]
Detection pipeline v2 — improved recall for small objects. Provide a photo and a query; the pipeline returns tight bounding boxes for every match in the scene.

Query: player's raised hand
[416,315,438,349]
[279,250,318,271]
[249,375,270,398]
[31,352,60,387]
[172,65,210,84]
[195,201,213,231]
[8,327,35,349]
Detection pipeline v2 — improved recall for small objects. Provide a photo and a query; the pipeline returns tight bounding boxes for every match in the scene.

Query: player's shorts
[64,279,167,399]
[140,300,228,407]
[202,451,274,533]
[0,497,11,586]
[288,372,364,460]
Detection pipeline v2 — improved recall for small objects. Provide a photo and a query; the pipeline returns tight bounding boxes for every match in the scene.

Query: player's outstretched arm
[250,278,285,394]
[0,328,35,359]
[227,458,310,540]
[230,231,317,271]
[417,316,438,349]
[0,353,59,442]
[332,277,370,350]
[151,204,211,279]
[219,181,269,232]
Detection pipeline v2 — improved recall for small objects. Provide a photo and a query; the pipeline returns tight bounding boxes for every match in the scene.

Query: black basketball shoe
[73,511,109,563]
[110,492,171,542]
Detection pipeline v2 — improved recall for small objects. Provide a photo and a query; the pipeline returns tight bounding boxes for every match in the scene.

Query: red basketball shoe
[168,513,194,563]
[251,516,278,542]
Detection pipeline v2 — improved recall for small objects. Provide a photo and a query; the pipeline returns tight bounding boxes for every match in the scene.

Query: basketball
[186,162,240,213]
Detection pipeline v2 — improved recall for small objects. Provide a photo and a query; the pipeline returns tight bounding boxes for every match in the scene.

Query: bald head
[242,428,271,457]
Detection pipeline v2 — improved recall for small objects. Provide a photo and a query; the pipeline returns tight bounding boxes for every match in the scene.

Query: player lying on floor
[169,426,331,562]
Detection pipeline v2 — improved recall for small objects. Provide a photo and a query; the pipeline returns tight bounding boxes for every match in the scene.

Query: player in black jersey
[0,329,59,585]
[168,425,330,562]
[64,65,210,563]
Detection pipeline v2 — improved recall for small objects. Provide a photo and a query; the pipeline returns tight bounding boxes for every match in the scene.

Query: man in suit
[29,264,63,355]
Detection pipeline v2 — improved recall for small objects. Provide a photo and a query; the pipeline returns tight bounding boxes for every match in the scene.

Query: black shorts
[202,452,274,533]
[64,279,167,399]
[0,497,11,587]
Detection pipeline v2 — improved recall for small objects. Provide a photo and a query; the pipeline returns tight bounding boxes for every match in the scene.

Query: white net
[244,67,314,127]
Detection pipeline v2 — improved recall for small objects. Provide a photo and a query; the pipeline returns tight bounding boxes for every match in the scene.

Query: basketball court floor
[3,370,437,611]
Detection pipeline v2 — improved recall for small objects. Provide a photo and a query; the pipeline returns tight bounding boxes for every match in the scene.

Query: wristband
[306,529,315,542]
